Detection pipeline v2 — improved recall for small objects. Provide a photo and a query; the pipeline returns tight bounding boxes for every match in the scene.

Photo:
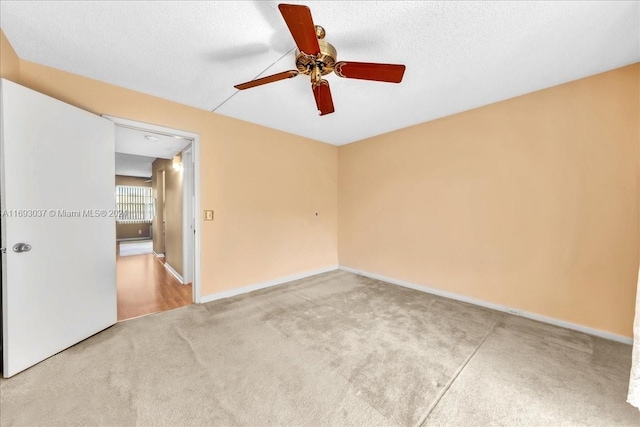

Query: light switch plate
[203,210,214,221]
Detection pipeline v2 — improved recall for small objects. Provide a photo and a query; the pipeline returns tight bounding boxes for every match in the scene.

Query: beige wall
[339,64,640,337]
[163,159,183,277]
[151,160,165,255]
[115,175,152,240]
[4,28,637,337]
[165,160,183,277]
[116,175,152,187]
[7,36,338,297]
[117,223,151,240]
[0,30,20,82]
[151,159,184,276]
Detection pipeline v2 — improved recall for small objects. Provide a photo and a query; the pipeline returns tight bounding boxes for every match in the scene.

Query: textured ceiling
[2,1,638,145]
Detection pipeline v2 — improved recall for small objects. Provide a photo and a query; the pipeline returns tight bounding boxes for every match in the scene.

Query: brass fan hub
[295,39,337,78]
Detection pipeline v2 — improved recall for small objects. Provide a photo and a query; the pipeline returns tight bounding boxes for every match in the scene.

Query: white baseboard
[153,251,165,258]
[164,262,184,284]
[200,265,339,304]
[339,265,633,345]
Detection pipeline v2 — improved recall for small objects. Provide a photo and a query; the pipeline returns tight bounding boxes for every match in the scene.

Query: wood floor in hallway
[116,247,192,321]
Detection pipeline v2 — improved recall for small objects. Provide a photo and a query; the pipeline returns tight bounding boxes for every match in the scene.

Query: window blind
[115,185,153,224]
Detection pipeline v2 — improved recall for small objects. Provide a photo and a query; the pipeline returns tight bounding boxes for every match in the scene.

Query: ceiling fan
[233,3,406,116]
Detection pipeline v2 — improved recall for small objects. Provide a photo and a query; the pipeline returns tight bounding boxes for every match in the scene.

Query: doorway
[107,115,201,321]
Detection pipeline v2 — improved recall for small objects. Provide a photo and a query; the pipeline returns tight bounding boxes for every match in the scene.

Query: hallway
[116,247,192,321]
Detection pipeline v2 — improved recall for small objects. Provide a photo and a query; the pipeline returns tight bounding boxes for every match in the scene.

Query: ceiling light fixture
[233,3,406,116]
[172,153,182,172]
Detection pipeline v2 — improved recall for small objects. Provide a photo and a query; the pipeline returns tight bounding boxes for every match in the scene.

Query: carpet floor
[1,270,638,426]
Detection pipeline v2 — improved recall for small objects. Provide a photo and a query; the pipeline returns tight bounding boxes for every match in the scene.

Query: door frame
[181,146,195,286]
[104,115,202,304]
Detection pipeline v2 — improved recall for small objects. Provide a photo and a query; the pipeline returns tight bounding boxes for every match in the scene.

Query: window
[115,185,154,223]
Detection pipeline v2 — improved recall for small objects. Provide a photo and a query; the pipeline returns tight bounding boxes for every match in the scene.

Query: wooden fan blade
[334,62,406,83]
[312,80,335,116]
[278,4,320,56]
[234,70,299,90]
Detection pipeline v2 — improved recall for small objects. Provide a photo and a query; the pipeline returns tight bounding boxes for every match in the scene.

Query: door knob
[13,243,32,253]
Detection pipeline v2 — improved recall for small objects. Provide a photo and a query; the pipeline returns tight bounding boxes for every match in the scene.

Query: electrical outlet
[203,210,214,221]
[138,230,142,235]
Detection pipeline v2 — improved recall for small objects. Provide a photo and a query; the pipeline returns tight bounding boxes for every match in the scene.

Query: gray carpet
[1,270,638,426]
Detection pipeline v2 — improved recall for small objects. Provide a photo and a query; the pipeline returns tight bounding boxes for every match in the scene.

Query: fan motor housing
[295,39,337,76]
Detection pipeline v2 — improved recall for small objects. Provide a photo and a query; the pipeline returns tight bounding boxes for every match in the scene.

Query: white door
[1,79,117,377]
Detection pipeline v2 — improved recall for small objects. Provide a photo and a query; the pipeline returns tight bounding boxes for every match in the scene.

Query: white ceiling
[114,126,191,159]
[1,1,638,145]
[114,125,190,177]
